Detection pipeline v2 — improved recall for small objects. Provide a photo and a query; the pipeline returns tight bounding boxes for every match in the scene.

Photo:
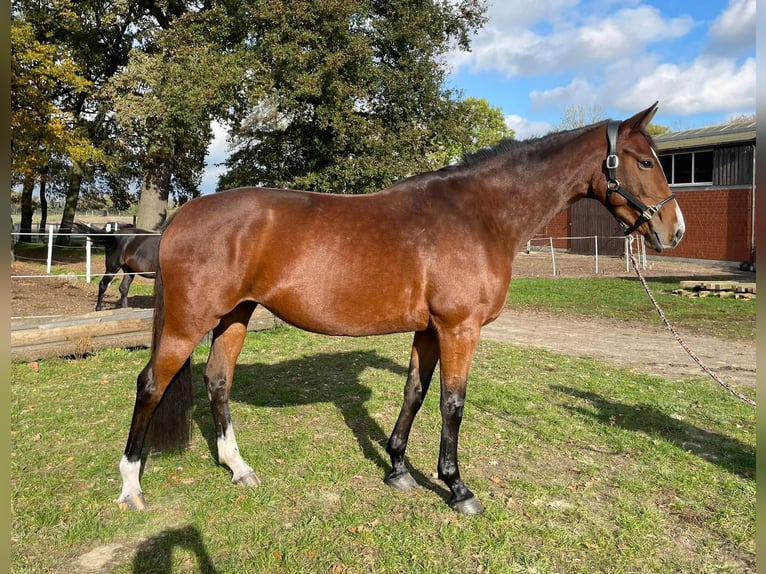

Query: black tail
[70,221,119,249]
[144,265,194,454]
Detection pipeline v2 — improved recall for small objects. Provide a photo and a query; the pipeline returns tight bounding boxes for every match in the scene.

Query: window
[658,150,714,185]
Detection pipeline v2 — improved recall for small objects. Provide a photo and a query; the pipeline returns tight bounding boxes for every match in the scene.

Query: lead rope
[627,237,755,407]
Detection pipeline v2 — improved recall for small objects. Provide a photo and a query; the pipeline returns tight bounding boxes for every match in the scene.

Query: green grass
[506,277,755,342]
[11,326,755,573]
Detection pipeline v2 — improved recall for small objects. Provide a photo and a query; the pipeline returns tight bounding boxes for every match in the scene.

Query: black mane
[457,120,611,168]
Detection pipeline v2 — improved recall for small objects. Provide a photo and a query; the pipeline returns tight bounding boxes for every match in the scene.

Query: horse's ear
[623,102,659,132]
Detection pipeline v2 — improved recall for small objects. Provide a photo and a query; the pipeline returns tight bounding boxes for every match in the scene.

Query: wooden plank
[734,283,756,294]
[11,332,153,362]
[11,307,282,362]
[11,309,155,362]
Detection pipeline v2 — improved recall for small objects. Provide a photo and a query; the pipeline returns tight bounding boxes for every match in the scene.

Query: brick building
[536,119,756,266]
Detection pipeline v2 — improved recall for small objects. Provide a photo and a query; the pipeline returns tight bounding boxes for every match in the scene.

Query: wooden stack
[673,281,756,300]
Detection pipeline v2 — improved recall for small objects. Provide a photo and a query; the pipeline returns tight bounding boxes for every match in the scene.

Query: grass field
[11,325,755,573]
[506,277,755,342]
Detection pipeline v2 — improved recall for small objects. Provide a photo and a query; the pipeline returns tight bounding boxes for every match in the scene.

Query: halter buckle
[605,154,619,170]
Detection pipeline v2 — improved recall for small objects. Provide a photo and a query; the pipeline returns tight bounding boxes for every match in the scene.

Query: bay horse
[117,103,684,515]
[71,222,160,311]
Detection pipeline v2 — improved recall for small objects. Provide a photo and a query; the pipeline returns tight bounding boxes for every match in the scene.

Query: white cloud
[706,0,755,56]
[528,54,756,117]
[617,57,756,115]
[449,3,695,77]
[505,114,555,139]
[470,0,756,116]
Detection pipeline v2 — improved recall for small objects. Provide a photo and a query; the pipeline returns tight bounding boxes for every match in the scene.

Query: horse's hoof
[450,496,484,515]
[117,493,147,511]
[385,471,418,490]
[234,472,261,487]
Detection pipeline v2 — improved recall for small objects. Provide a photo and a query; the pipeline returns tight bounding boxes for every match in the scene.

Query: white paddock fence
[12,225,160,283]
[12,226,646,284]
[525,234,647,275]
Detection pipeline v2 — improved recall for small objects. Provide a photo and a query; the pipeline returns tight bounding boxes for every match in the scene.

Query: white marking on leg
[217,423,254,482]
[117,455,142,502]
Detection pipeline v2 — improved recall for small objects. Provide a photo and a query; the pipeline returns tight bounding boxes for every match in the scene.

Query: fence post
[624,236,630,272]
[549,237,557,276]
[594,235,599,274]
[641,236,647,268]
[85,237,92,283]
[46,225,54,274]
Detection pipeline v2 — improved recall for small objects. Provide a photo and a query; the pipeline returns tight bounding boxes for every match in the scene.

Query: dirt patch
[11,253,755,390]
[11,260,154,317]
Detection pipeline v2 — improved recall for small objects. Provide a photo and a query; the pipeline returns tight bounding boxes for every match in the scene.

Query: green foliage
[106,3,258,204]
[647,123,671,136]
[218,0,488,193]
[10,16,99,182]
[429,97,515,167]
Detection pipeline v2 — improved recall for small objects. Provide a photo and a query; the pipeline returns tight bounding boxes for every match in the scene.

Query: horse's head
[592,102,685,252]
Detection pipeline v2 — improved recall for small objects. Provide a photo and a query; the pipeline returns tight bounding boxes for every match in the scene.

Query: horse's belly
[260,287,429,337]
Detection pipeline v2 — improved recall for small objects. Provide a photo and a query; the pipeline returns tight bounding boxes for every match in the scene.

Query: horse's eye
[639,160,654,169]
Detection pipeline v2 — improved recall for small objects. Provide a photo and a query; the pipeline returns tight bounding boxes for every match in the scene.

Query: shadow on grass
[189,349,453,502]
[552,385,755,478]
[131,524,218,574]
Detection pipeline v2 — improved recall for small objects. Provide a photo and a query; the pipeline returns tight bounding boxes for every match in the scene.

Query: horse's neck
[471,135,601,252]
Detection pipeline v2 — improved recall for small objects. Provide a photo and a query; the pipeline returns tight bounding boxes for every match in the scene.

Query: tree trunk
[39,170,48,233]
[56,162,84,246]
[136,166,170,231]
[18,174,35,243]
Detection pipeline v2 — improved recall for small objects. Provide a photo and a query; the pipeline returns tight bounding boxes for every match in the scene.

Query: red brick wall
[653,187,754,263]
[529,210,570,249]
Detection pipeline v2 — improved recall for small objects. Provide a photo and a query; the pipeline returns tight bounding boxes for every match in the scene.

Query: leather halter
[605,121,677,236]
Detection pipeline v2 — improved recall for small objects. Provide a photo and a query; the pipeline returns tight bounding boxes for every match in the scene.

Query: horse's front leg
[385,328,439,490]
[95,274,114,311]
[204,302,260,486]
[436,324,484,515]
[118,273,135,308]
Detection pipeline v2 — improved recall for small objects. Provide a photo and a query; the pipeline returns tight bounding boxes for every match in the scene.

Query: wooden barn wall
[713,145,754,186]
[568,198,625,255]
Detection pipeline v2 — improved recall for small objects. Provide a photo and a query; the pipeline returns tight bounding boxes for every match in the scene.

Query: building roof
[654,120,756,151]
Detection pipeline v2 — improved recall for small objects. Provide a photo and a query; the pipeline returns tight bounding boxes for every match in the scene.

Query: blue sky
[201,0,755,194]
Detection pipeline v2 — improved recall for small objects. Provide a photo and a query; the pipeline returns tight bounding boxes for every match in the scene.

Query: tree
[218,0,487,194]
[12,0,152,244]
[646,124,670,137]
[106,2,258,229]
[430,97,514,167]
[558,104,605,130]
[559,103,670,138]
[10,16,99,241]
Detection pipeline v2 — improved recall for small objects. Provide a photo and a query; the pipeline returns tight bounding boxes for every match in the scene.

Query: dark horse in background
[117,103,685,515]
[71,221,160,311]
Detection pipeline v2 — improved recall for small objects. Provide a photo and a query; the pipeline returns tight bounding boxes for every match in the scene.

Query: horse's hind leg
[204,302,260,486]
[118,274,134,308]
[118,341,195,510]
[385,328,439,490]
